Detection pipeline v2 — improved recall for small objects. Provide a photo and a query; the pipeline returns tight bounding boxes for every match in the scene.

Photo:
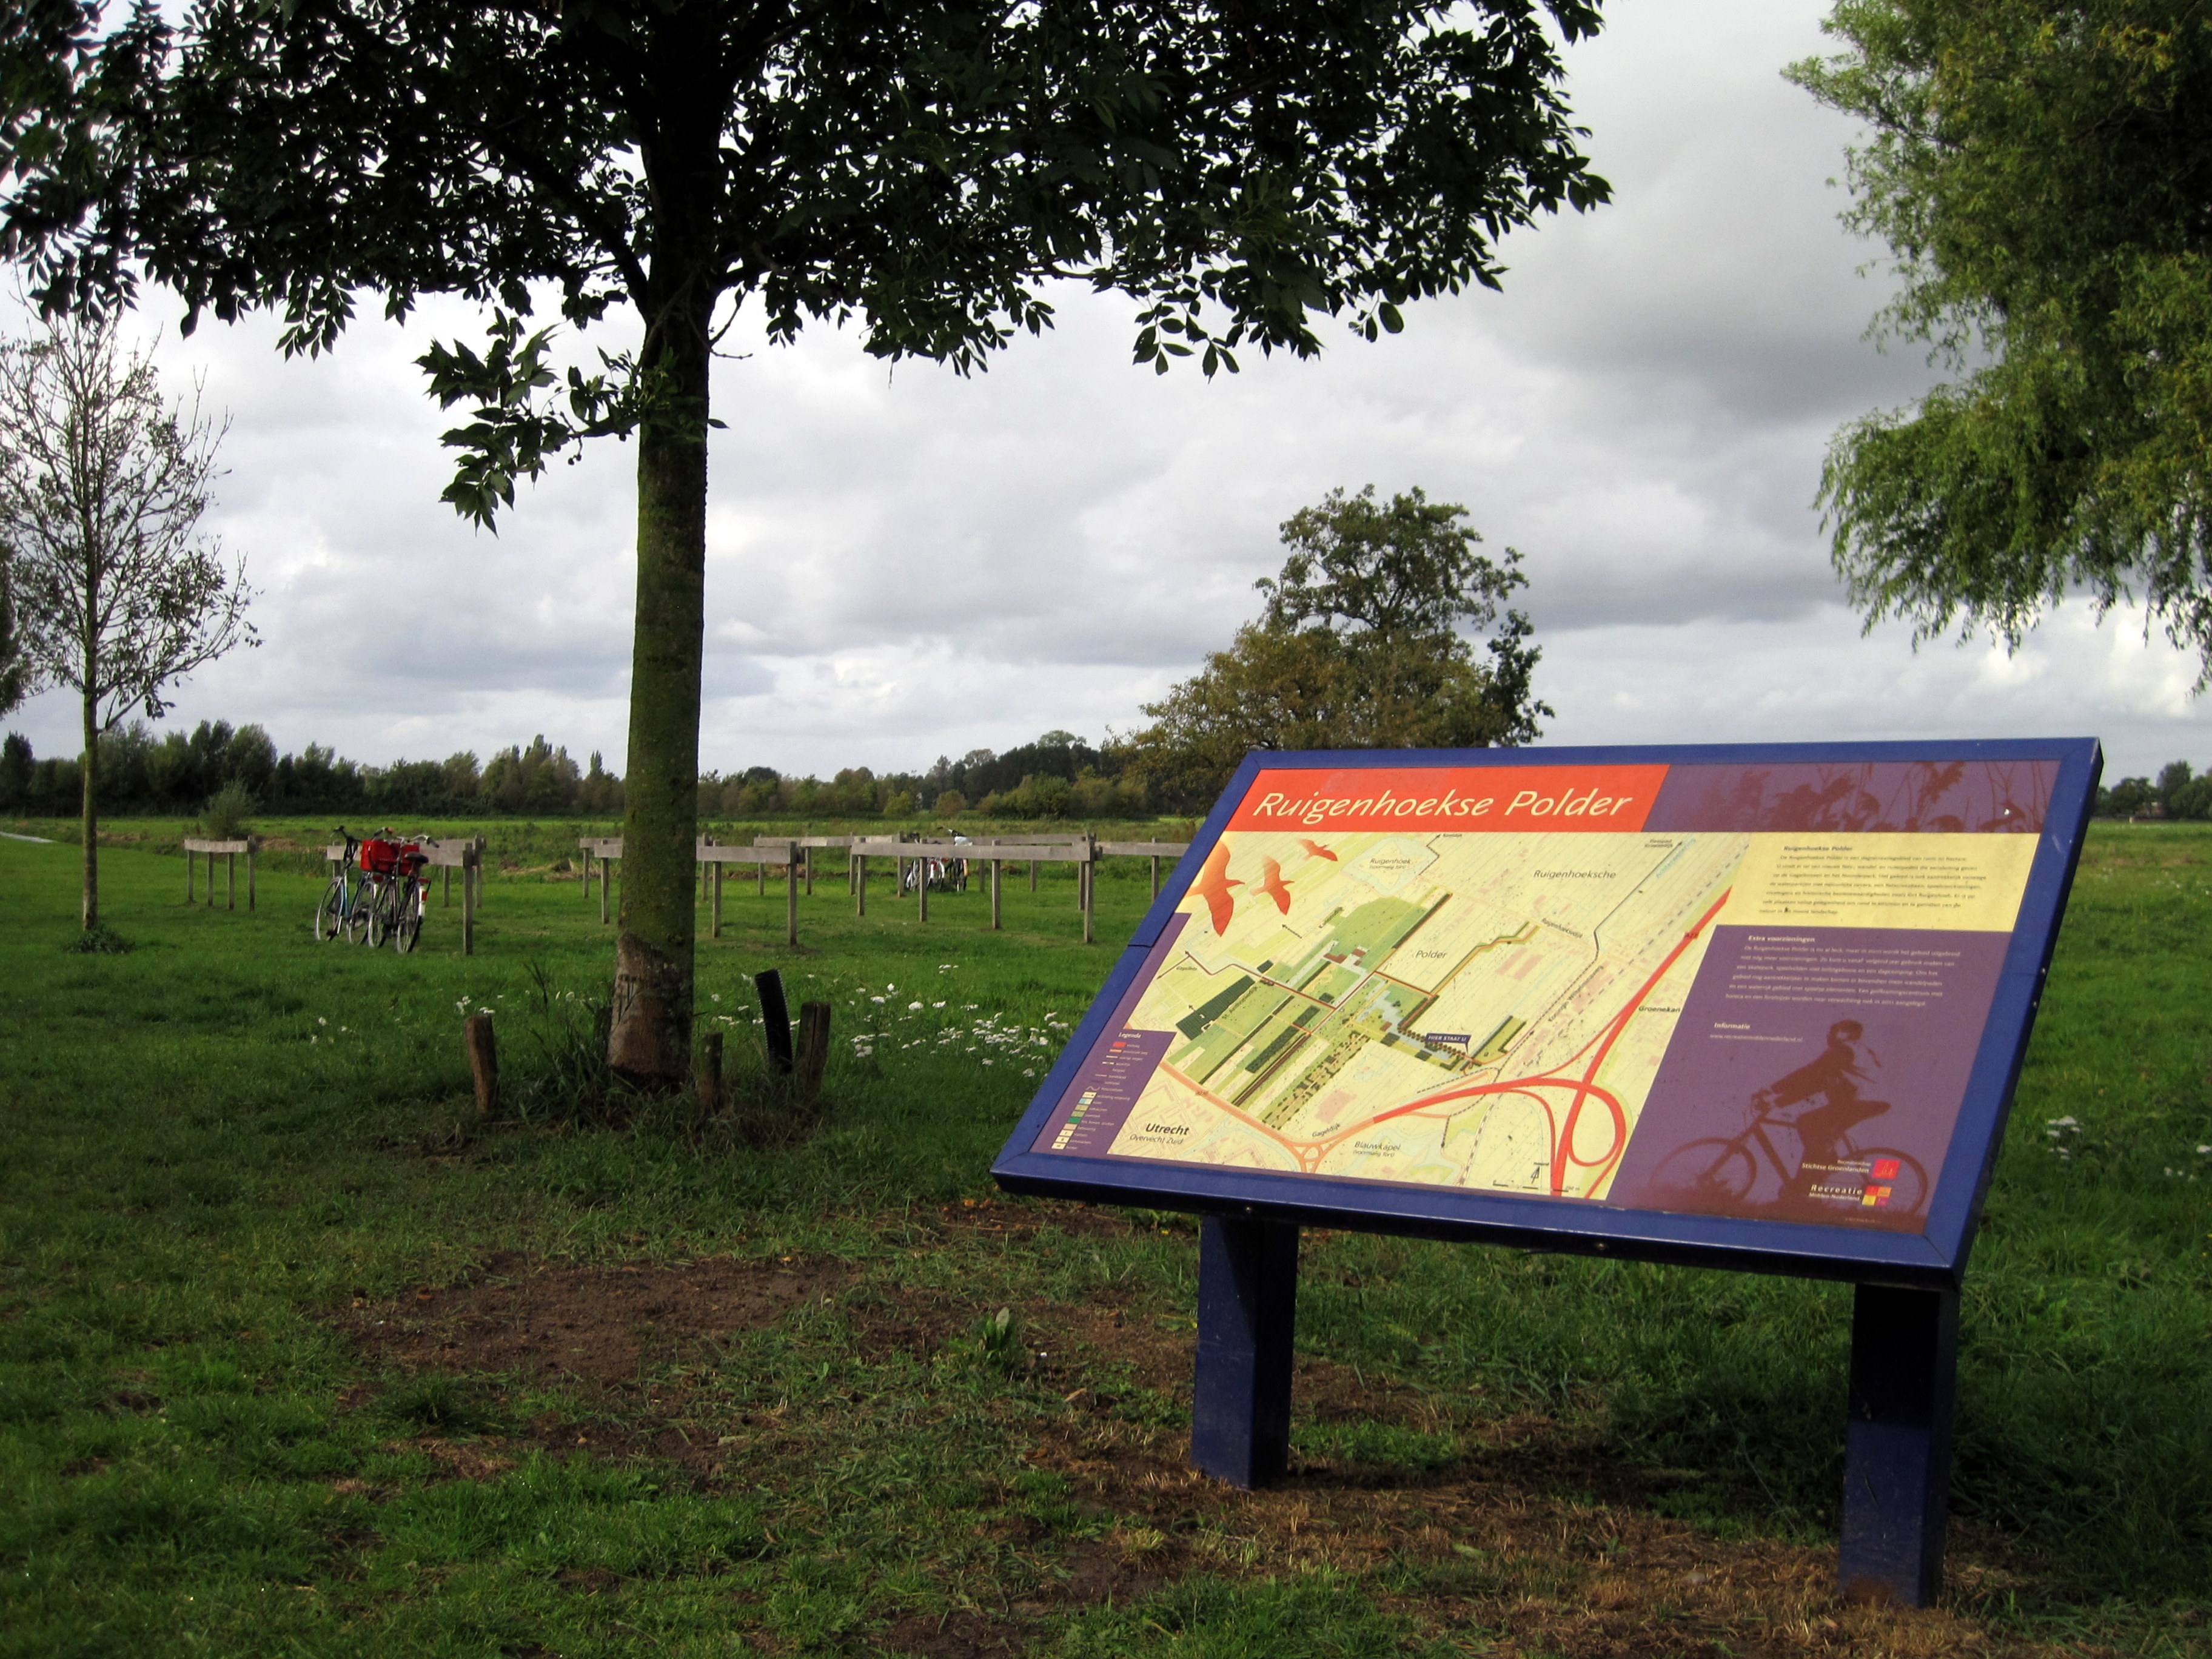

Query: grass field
[1,819,2208,1657]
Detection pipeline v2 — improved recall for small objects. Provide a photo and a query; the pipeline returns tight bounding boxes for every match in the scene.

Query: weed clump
[64,923,135,954]
[495,961,830,1153]
[380,1374,494,1434]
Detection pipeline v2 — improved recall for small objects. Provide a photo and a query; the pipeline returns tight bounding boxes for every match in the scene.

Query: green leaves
[1121,486,1550,809]
[417,312,670,530]
[1794,0,2212,682]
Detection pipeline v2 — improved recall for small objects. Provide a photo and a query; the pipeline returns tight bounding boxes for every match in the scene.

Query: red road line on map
[1546,889,1732,1193]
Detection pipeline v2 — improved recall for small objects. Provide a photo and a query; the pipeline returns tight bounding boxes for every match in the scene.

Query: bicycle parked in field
[315,827,370,943]
[315,826,435,952]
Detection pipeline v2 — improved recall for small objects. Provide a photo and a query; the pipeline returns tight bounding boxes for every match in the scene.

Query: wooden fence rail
[578,833,1191,948]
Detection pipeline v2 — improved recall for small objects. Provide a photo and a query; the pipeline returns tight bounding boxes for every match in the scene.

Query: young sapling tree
[0,310,253,929]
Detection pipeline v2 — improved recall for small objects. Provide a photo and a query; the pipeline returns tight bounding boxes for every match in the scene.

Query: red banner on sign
[1225,765,1667,834]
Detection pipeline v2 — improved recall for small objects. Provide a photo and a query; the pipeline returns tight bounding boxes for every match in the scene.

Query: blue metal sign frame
[992,738,2101,1290]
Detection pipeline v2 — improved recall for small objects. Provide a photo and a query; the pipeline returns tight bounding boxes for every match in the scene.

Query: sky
[8,0,2211,785]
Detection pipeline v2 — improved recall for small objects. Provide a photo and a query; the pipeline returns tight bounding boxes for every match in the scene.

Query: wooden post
[1191,1216,1299,1489]
[1082,850,1094,945]
[579,846,589,906]
[248,839,257,911]
[186,845,195,905]
[1151,854,1161,899]
[918,852,930,922]
[463,1011,499,1118]
[756,853,765,896]
[755,969,794,1074]
[856,854,867,916]
[711,859,722,939]
[1838,1284,1960,1607]
[796,1000,831,1100]
[803,844,813,897]
[697,1031,724,1115]
[462,847,477,956]
[1029,858,1038,893]
[785,845,798,947]
[226,850,236,910]
[990,859,1002,930]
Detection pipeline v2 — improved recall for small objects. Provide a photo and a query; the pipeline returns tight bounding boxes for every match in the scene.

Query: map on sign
[1021,756,2062,1235]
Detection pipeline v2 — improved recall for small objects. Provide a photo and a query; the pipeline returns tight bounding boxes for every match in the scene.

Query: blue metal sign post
[995,739,2099,1608]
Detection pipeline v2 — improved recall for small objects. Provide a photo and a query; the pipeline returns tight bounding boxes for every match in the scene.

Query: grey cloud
[6,0,2205,782]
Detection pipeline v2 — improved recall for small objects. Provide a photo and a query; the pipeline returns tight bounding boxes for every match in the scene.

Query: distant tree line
[2099,763,2212,822]
[0,720,1153,823]
[0,721,623,820]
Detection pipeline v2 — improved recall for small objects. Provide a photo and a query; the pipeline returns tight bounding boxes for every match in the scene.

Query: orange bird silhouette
[1258,856,1294,914]
[1191,843,1242,934]
[1295,838,1338,862]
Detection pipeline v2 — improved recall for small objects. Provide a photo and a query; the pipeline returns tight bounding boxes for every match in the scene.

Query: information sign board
[994,740,2098,1285]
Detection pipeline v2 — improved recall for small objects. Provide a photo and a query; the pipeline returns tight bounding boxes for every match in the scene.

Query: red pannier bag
[360,838,400,875]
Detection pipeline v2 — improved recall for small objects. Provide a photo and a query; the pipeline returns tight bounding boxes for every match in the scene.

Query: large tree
[0,310,253,930]
[5,0,1609,1082]
[1123,484,1547,808]
[1791,1,2212,680]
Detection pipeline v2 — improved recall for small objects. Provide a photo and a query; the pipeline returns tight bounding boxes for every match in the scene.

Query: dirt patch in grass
[841,1270,2076,1658]
[341,1250,852,1384]
[332,1239,2091,1657]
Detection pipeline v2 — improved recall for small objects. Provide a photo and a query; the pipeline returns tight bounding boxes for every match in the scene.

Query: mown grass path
[1,825,2207,1657]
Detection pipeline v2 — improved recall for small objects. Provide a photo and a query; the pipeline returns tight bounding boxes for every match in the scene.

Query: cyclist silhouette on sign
[1754,1019,1892,1201]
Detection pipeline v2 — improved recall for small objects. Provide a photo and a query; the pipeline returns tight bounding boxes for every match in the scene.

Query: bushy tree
[1123,486,1547,809]
[4,0,1610,1084]
[0,310,252,929]
[1792,1,2212,680]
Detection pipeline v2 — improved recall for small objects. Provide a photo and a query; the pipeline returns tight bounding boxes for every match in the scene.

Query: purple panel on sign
[1606,925,2011,1231]
[1034,1028,1175,1156]
[1646,760,2054,835]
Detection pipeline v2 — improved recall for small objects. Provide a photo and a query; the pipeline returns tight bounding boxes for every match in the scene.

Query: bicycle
[357,829,434,951]
[313,826,373,943]
[384,834,433,953]
[1646,1094,1929,1217]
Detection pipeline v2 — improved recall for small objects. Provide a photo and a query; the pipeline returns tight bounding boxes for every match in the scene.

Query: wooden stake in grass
[697,1030,723,1114]
[463,1012,499,1118]
[796,1000,831,1101]
[754,968,794,1074]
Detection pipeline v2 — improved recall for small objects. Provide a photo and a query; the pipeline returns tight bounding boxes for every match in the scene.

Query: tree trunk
[79,686,98,931]
[607,299,713,1086]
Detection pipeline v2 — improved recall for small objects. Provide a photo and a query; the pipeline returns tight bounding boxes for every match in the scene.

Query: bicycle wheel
[314,878,346,942]
[1852,1148,1930,1216]
[391,881,424,954]
[1647,1137,1757,1204]
[341,877,372,944]
[364,877,395,946]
